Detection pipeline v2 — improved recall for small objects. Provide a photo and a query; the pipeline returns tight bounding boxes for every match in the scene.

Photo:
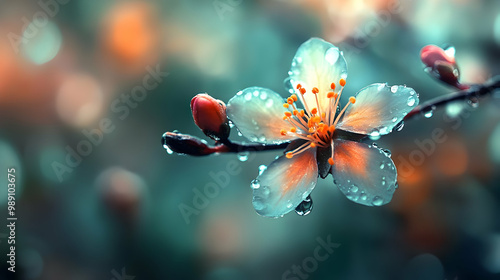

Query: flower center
[281,79,356,165]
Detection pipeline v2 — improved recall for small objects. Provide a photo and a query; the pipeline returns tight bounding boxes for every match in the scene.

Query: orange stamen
[339,79,346,87]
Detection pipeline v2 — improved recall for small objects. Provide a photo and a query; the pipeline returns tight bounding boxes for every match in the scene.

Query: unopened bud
[162,132,212,156]
[420,45,467,89]
[190,93,230,140]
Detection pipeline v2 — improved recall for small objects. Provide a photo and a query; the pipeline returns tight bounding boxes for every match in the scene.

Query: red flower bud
[190,93,230,140]
[420,45,468,89]
[420,45,455,67]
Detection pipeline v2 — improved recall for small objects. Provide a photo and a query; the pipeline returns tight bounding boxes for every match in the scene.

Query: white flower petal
[332,140,397,206]
[252,149,318,217]
[337,83,419,136]
[287,38,348,115]
[226,87,296,144]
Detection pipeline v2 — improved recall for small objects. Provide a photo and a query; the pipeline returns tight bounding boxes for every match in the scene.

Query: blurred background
[0,0,500,279]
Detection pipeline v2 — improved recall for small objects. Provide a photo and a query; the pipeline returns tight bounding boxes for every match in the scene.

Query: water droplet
[228,121,234,128]
[380,163,385,169]
[369,130,381,140]
[351,185,359,193]
[394,120,404,132]
[296,57,303,63]
[407,96,416,106]
[244,92,252,101]
[382,149,392,157]
[371,143,378,148]
[360,193,368,200]
[251,179,260,189]
[325,48,339,65]
[260,92,268,100]
[237,131,243,137]
[163,145,173,154]
[286,202,294,209]
[258,165,267,175]
[392,117,398,123]
[467,96,479,108]
[236,91,243,96]
[253,198,265,210]
[261,186,271,196]
[237,151,249,162]
[422,106,436,118]
[295,195,313,216]
[258,136,266,142]
[381,180,386,186]
[372,196,384,206]
[391,85,398,93]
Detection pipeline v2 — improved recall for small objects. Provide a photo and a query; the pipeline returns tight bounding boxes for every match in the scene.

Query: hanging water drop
[295,195,313,216]
[369,130,381,140]
[391,85,398,93]
[467,96,479,108]
[382,149,392,157]
[422,106,436,118]
[394,120,404,132]
[237,151,249,162]
[372,196,384,206]
[251,179,260,189]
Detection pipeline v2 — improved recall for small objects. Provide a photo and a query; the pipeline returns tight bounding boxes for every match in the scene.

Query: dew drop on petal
[382,149,392,157]
[391,85,398,93]
[265,99,274,108]
[261,186,271,197]
[351,185,359,193]
[369,130,381,140]
[372,196,384,206]
[392,116,398,123]
[253,197,265,210]
[394,120,405,132]
[228,120,235,128]
[295,195,313,216]
[251,179,260,189]
[286,202,294,209]
[258,165,267,175]
[360,193,368,201]
[325,48,339,65]
[237,151,249,162]
[407,96,416,106]
[244,92,252,101]
[380,163,385,169]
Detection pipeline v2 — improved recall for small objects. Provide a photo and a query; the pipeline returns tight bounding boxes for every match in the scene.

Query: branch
[404,76,500,121]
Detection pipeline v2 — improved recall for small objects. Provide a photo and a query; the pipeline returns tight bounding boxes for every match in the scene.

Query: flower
[226,38,419,217]
[191,93,230,140]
